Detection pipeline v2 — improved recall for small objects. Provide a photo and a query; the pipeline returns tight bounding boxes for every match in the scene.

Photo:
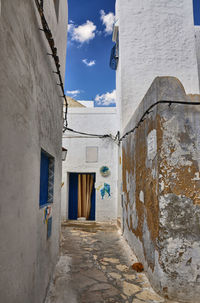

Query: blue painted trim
[39,149,55,208]
[39,151,49,207]
[89,173,96,221]
[193,0,200,25]
[68,173,96,221]
[68,173,78,220]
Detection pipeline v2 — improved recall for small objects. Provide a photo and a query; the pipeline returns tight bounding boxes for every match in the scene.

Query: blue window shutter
[193,0,200,25]
[39,152,50,207]
[89,173,96,221]
[68,173,78,220]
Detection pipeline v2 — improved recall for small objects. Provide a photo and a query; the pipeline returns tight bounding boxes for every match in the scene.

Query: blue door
[68,173,96,220]
[68,173,78,220]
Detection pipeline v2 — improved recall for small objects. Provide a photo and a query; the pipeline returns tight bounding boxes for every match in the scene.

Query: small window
[39,150,55,208]
[86,147,98,163]
[53,0,59,21]
[193,0,200,25]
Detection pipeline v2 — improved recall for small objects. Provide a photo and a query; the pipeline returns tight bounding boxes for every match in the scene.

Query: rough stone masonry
[122,77,200,302]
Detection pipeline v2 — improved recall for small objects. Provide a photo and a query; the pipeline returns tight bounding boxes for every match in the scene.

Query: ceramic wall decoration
[100,166,110,177]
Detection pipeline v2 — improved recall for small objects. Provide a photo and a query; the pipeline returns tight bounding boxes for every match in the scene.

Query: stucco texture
[62,108,119,222]
[116,0,199,131]
[122,77,200,302]
[0,1,67,302]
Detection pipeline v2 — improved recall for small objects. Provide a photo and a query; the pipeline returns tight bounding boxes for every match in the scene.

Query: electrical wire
[119,99,200,142]
[62,100,200,145]
[66,127,115,140]
[62,136,106,139]
[34,0,68,132]
[33,3,200,141]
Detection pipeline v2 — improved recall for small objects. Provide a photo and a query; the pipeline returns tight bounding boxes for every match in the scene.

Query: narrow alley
[2,1,200,302]
[45,222,178,303]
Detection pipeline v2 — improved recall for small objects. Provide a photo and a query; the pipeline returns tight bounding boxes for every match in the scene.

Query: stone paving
[45,222,178,303]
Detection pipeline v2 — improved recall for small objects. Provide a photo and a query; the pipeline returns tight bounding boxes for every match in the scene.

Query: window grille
[39,150,55,207]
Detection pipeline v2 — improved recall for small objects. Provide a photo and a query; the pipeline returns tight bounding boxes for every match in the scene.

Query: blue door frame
[68,173,96,220]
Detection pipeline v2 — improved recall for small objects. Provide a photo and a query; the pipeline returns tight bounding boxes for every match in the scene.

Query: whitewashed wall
[195,26,200,89]
[0,1,68,302]
[115,0,123,219]
[116,0,199,131]
[62,108,119,222]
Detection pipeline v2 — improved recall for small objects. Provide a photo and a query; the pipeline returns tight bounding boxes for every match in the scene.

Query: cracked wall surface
[122,77,200,302]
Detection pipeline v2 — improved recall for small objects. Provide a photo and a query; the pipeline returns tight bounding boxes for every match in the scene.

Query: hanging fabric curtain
[78,174,94,220]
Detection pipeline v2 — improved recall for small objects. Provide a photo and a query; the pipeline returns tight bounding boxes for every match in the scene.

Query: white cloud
[100,10,115,35]
[95,89,116,106]
[77,100,94,108]
[66,90,80,97]
[82,59,96,67]
[68,23,74,34]
[68,20,96,44]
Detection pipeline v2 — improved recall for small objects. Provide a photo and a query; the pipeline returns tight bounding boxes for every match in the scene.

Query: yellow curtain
[78,174,94,219]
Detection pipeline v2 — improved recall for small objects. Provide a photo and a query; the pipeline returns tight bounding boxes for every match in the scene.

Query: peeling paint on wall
[121,77,200,302]
[147,129,157,160]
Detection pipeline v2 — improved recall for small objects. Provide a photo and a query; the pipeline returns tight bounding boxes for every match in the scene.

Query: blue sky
[194,0,200,25]
[64,0,200,107]
[64,0,116,107]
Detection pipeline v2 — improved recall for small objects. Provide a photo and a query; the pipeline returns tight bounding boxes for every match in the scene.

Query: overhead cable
[34,0,68,132]
[65,127,119,144]
[63,100,200,145]
[119,99,200,142]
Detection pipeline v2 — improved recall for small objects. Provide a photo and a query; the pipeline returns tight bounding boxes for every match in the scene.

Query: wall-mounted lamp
[62,147,67,161]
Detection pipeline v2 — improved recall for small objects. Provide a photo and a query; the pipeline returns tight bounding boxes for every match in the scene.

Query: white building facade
[0,1,68,302]
[62,107,119,222]
[114,0,200,131]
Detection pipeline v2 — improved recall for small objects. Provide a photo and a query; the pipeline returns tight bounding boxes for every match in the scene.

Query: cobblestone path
[45,222,178,303]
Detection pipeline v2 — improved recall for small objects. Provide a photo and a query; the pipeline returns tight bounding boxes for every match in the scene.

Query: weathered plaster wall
[62,108,119,222]
[122,77,200,302]
[195,26,200,89]
[0,1,67,302]
[116,0,199,131]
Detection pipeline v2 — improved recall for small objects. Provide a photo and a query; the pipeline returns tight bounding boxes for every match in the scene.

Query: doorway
[68,173,96,220]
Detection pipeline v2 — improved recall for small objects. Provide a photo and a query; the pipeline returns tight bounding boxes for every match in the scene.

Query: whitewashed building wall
[0,1,68,302]
[195,25,200,88]
[62,108,119,222]
[115,0,199,131]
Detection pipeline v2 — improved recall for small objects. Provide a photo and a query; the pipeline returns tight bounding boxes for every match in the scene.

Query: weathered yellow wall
[122,77,200,302]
